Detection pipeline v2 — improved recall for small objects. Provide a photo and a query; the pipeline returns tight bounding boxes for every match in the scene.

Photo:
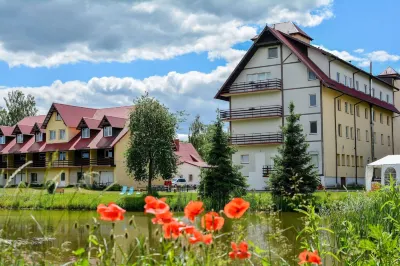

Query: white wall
[177,163,202,185]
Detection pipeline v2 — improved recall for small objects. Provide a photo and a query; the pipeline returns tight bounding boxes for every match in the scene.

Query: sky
[0,0,399,141]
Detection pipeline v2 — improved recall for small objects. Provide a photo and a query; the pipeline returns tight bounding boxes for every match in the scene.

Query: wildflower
[298,250,322,265]
[97,203,126,221]
[144,196,170,215]
[201,211,225,231]
[162,220,185,239]
[224,198,250,219]
[184,201,204,222]
[151,211,175,225]
[189,230,213,245]
[229,241,251,259]
[182,225,196,235]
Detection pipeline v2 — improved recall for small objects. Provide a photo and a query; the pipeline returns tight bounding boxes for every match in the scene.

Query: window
[268,47,278,58]
[346,155,350,166]
[309,94,317,107]
[351,155,355,167]
[387,116,390,126]
[349,78,353,88]
[0,135,5,145]
[59,129,66,140]
[341,154,345,166]
[240,154,249,164]
[60,172,65,182]
[381,134,384,145]
[81,151,90,159]
[105,149,113,158]
[357,128,360,140]
[336,72,340,82]
[388,136,391,146]
[189,174,193,182]
[1,156,5,163]
[350,104,353,115]
[345,102,348,113]
[344,75,347,86]
[356,81,359,90]
[246,72,270,82]
[374,132,377,144]
[346,126,349,138]
[387,94,390,103]
[16,134,23,144]
[337,154,340,166]
[365,108,369,119]
[360,156,364,167]
[59,151,66,161]
[384,167,396,185]
[55,113,62,121]
[338,124,342,137]
[356,106,360,117]
[3,174,6,180]
[310,154,318,169]
[364,84,368,94]
[104,126,113,137]
[372,88,375,97]
[380,113,383,124]
[350,127,354,139]
[49,130,56,140]
[380,91,382,100]
[372,110,375,122]
[337,99,342,111]
[31,173,38,183]
[81,128,90,139]
[366,130,369,142]
[35,132,43,142]
[308,70,317,80]
[310,121,317,134]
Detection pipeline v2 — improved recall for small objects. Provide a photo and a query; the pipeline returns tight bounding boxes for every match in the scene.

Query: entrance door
[100,171,114,185]
[59,173,66,187]
[340,177,346,188]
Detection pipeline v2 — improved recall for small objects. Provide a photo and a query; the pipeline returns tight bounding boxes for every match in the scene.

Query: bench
[55,188,64,194]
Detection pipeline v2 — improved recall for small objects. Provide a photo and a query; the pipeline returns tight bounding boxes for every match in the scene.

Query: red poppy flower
[184,201,204,222]
[162,220,185,239]
[151,211,175,225]
[229,241,251,259]
[201,211,225,231]
[182,225,196,234]
[97,203,126,221]
[298,250,322,265]
[144,196,170,215]
[224,198,250,219]
[189,230,213,245]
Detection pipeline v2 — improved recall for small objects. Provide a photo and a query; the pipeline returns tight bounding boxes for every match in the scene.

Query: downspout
[352,70,361,89]
[328,57,337,79]
[320,81,324,180]
[334,93,344,186]
[280,44,284,128]
[369,63,375,165]
[354,101,363,185]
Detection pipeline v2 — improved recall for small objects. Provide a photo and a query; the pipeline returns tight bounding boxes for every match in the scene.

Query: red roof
[78,117,101,130]
[93,106,132,120]
[18,115,46,126]
[12,124,34,135]
[175,141,209,168]
[99,115,127,128]
[0,126,15,137]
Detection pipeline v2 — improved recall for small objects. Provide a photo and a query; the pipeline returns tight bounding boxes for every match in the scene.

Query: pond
[0,210,304,264]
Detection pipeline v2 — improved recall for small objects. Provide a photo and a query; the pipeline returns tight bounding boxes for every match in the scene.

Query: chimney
[174,139,180,151]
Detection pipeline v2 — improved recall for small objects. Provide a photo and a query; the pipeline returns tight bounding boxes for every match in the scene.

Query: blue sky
[0,0,398,139]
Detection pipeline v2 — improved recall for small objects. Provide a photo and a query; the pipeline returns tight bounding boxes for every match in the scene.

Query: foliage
[45,180,56,194]
[0,90,38,126]
[125,94,181,193]
[269,102,319,209]
[199,116,247,210]
[189,114,207,158]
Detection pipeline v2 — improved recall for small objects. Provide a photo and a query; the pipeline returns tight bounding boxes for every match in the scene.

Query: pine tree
[269,102,319,199]
[199,116,247,210]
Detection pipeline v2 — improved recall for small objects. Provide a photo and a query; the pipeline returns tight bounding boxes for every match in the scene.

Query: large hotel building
[215,22,400,189]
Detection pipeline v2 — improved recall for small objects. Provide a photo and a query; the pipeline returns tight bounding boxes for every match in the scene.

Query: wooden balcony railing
[229,132,283,145]
[263,165,274,177]
[220,105,282,121]
[45,158,115,167]
[222,79,282,95]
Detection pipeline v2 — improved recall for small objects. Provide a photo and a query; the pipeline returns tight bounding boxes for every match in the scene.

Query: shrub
[45,180,56,194]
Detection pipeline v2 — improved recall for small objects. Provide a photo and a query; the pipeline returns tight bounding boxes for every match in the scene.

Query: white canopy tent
[366,155,400,191]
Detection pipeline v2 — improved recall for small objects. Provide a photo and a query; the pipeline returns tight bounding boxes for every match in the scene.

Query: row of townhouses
[216,21,400,190]
[0,103,207,187]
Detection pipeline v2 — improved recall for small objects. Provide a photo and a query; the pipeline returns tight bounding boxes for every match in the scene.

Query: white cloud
[367,51,400,63]
[177,134,189,142]
[0,0,334,67]
[354,48,364,53]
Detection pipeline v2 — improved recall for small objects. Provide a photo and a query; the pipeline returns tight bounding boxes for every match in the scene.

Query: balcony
[229,132,283,146]
[263,165,274,177]
[221,79,282,96]
[46,158,115,168]
[0,162,7,169]
[220,105,282,121]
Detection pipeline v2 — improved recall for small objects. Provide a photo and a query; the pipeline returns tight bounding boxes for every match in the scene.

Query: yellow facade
[46,112,80,143]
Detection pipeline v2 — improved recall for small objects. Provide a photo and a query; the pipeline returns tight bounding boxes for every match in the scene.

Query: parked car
[172,178,187,187]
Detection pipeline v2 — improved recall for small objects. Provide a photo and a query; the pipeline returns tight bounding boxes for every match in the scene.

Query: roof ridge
[53,102,98,110]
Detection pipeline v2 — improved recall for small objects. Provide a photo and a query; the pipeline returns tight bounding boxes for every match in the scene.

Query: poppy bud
[74,222,78,229]
[124,230,129,239]
[155,229,159,236]
[110,229,114,241]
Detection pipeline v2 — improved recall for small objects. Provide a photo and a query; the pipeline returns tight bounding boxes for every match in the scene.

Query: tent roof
[368,155,400,166]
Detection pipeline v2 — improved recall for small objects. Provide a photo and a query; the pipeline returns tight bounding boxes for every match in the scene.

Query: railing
[222,79,282,95]
[92,158,115,166]
[229,132,283,145]
[263,165,274,177]
[220,105,282,120]
[47,158,115,167]
[14,160,26,168]
[32,160,46,167]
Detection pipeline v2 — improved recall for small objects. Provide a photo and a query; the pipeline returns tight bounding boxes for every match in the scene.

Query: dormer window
[104,126,112,137]
[0,136,5,145]
[16,134,23,144]
[35,132,43,142]
[55,113,62,121]
[81,128,90,139]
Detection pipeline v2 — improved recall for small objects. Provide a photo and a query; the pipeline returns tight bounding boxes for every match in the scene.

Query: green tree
[199,116,247,210]
[125,94,180,194]
[188,115,207,158]
[0,90,38,126]
[269,102,319,203]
